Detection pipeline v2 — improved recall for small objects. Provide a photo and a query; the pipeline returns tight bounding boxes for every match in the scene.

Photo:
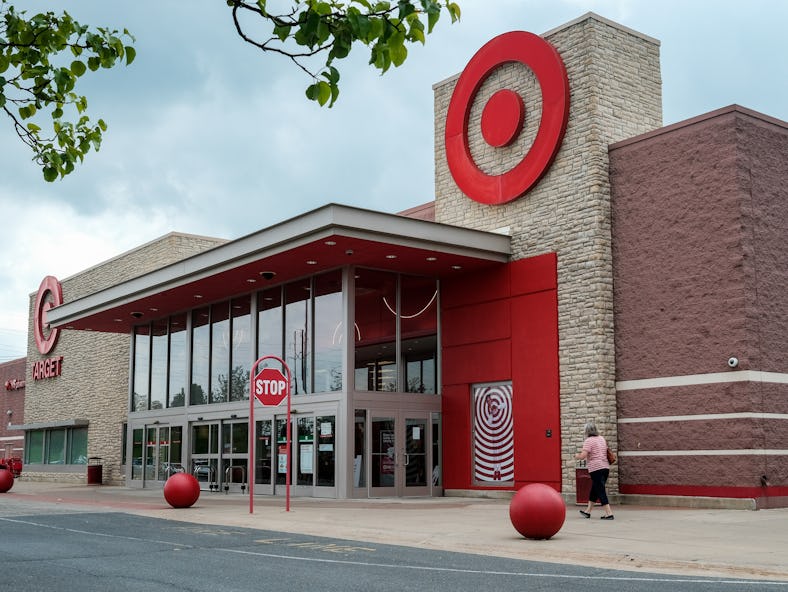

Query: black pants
[589,468,610,505]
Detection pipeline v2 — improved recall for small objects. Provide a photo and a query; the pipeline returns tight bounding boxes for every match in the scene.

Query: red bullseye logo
[445,31,570,205]
[34,275,63,355]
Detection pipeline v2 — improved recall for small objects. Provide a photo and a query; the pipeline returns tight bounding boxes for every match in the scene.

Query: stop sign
[253,367,290,407]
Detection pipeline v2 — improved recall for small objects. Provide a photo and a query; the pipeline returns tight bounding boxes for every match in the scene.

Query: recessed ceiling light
[426,257,437,262]
[246,278,257,283]
[194,294,203,299]
[325,240,336,246]
[452,265,462,270]
[149,307,158,312]
[114,318,123,323]
[306,260,318,265]
[386,254,397,259]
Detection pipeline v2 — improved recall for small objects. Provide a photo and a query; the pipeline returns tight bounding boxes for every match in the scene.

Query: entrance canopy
[47,203,511,334]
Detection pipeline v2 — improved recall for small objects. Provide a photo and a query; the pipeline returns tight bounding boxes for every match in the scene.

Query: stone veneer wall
[24,233,227,484]
[433,14,662,493]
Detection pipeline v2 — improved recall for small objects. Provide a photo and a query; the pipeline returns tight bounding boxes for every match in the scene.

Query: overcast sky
[1,0,786,362]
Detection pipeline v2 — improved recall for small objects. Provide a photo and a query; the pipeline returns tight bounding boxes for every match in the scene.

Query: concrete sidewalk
[3,480,787,582]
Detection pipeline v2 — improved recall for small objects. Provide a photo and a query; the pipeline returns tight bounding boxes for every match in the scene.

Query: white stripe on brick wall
[619,449,788,456]
[618,412,788,424]
[616,370,788,391]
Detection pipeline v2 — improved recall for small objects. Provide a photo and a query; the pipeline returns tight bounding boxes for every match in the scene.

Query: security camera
[727,357,739,368]
[259,271,276,280]
[130,311,144,319]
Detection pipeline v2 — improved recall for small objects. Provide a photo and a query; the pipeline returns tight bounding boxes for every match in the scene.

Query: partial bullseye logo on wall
[472,383,514,483]
[445,31,570,205]
[32,275,64,380]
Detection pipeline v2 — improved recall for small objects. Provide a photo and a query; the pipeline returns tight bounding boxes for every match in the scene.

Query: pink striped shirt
[583,435,609,472]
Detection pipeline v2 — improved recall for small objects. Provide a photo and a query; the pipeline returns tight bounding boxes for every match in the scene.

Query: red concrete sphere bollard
[0,468,14,493]
[509,483,566,540]
[163,472,200,508]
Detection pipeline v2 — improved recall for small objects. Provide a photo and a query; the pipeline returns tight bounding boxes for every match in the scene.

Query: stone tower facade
[433,13,662,492]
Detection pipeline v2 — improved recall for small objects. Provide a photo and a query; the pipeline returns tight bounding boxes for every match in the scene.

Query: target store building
[23,13,788,507]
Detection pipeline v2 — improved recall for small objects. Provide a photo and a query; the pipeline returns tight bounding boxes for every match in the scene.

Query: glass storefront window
[24,428,86,465]
[258,287,282,360]
[401,275,438,394]
[354,270,397,391]
[314,271,343,393]
[131,428,143,479]
[169,314,187,407]
[296,416,314,486]
[255,420,273,485]
[68,427,88,464]
[150,318,168,410]
[285,279,311,395]
[230,296,251,401]
[353,410,366,487]
[127,267,441,416]
[191,307,210,405]
[210,302,230,404]
[275,418,290,486]
[223,422,248,454]
[132,325,150,411]
[316,415,335,487]
[25,430,44,464]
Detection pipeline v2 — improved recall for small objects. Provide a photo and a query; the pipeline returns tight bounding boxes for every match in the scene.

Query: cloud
[1,0,786,360]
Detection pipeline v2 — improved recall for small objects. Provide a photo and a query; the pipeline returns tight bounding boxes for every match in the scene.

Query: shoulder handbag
[606,447,617,464]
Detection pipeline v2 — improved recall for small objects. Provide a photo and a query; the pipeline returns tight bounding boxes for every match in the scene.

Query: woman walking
[575,421,614,519]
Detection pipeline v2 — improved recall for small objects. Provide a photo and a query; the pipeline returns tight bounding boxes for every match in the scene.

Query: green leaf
[273,23,291,41]
[43,166,59,182]
[315,80,331,106]
[427,9,439,33]
[71,60,87,77]
[305,80,332,106]
[313,2,332,16]
[390,42,407,67]
[125,46,136,65]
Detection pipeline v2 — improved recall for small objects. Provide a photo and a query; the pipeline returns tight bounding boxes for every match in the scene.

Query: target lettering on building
[445,31,569,204]
[31,276,65,382]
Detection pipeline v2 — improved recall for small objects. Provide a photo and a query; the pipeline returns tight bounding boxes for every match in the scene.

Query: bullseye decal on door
[473,383,514,483]
[445,31,570,205]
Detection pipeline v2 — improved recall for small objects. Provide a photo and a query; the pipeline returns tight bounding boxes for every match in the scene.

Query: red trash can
[575,467,591,504]
[87,457,103,485]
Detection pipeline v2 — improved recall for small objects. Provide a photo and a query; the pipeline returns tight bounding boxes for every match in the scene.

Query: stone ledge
[618,493,757,511]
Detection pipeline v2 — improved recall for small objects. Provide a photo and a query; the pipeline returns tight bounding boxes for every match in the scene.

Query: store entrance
[368,411,435,497]
[253,411,337,498]
[190,420,248,492]
[131,425,183,484]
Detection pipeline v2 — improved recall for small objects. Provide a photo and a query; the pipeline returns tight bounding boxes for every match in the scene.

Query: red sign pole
[249,373,255,514]
[286,387,291,512]
[249,355,291,514]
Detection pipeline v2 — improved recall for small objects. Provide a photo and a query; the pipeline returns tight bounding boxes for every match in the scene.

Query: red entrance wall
[441,253,560,491]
